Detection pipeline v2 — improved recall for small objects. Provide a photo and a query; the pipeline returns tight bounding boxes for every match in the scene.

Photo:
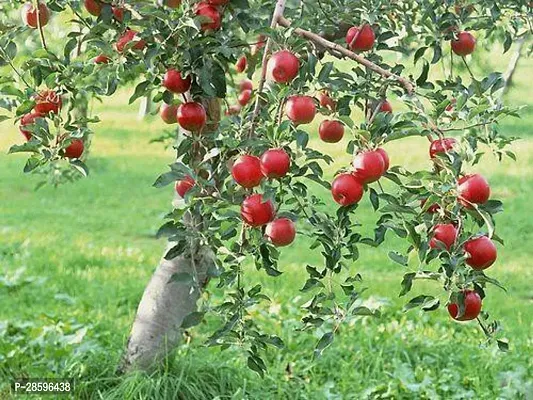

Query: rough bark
[120,243,214,372]
[502,36,526,97]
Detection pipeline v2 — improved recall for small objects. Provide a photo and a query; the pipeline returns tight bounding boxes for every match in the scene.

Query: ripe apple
[430,138,457,158]
[379,99,393,113]
[265,218,296,247]
[19,112,43,141]
[64,139,84,159]
[420,198,440,213]
[163,69,192,94]
[241,194,275,227]
[446,98,456,112]
[376,147,390,172]
[84,0,102,16]
[175,176,195,197]
[318,91,336,111]
[260,148,290,178]
[115,30,146,52]
[352,150,386,184]
[177,102,206,131]
[447,290,482,321]
[21,1,50,29]
[239,79,253,92]
[238,89,252,106]
[160,103,178,124]
[94,54,111,64]
[33,90,62,115]
[235,55,247,73]
[285,95,316,125]
[429,223,457,250]
[112,6,125,22]
[195,3,221,31]
[319,120,344,143]
[345,24,375,52]
[331,173,364,206]
[266,50,300,84]
[231,155,263,188]
[458,174,490,207]
[451,31,476,56]
[464,236,497,270]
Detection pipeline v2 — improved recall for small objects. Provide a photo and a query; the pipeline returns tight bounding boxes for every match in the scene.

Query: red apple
[64,139,84,159]
[319,120,344,143]
[235,55,247,73]
[19,112,43,141]
[239,79,253,92]
[21,1,50,29]
[112,6,125,22]
[33,90,62,115]
[345,24,375,52]
[447,290,482,321]
[318,91,336,111]
[352,150,386,184]
[84,0,102,16]
[285,95,316,125]
[115,30,146,52]
[430,138,457,158]
[160,103,178,124]
[241,194,275,227]
[446,98,456,112]
[231,155,263,188]
[177,102,206,131]
[163,69,192,94]
[195,3,221,31]
[238,89,252,106]
[379,99,393,113]
[458,174,490,207]
[464,236,497,270]
[331,173,364,206]
[451,31,476,56]
[266,50,300,84]
[260,148,290,179]
[265,218,296,247]
[429,223,457,250]
[420,198,440,213]
[94,54,110,64]
[375,148,390,172]
[175,176,195,197]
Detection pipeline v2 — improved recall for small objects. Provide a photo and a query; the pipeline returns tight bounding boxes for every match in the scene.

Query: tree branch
[34,0,48,51]
[277,17,415,95]
[248,0,287,138]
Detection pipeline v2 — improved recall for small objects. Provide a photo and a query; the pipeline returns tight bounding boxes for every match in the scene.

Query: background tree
[1,0,530,376]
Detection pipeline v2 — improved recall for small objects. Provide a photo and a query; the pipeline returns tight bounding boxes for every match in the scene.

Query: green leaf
[181,311,205,329]
[129,80,151,104]
[388,251,408,266]
[399,272,415,297]
[169,272,194,285]
[318,62,333,82]
[314,331,334,358]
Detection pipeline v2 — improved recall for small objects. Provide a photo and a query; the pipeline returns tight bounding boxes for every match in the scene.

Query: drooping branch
[34,0,48,51]
[248,0,287,138]
[277,17,416,95]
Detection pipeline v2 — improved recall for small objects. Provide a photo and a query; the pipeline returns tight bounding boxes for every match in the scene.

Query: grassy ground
[1,50,532,398]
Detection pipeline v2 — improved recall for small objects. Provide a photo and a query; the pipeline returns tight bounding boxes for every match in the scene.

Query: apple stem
[248,0,287,139]
[34,0,48,51]
[277,16,415,95]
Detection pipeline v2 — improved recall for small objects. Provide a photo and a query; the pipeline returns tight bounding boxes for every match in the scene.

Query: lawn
[1,49,532,399]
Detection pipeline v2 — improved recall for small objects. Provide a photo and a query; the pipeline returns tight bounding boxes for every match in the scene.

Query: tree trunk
[120,242,214,372]
[502,36,526,96]
[121,98,221,372]
[138,92,153,120]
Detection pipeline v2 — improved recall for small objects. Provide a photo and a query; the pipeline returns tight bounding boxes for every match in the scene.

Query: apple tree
[0,0,530,373]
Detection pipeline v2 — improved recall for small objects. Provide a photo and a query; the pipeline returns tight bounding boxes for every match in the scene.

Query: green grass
[1,50,533,399]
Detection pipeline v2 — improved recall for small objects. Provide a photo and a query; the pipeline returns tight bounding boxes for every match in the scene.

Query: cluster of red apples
[18,91,85,159]
[428,138,497,321]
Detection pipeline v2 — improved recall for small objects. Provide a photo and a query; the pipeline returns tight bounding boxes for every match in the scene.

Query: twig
[34,0,48,51]
[0,48,32,88]
[277,17,416,94]
[248,0,287,138]
[440,120,497,132]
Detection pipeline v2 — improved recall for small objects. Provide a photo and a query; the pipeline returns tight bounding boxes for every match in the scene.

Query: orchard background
[1,0,532,398]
